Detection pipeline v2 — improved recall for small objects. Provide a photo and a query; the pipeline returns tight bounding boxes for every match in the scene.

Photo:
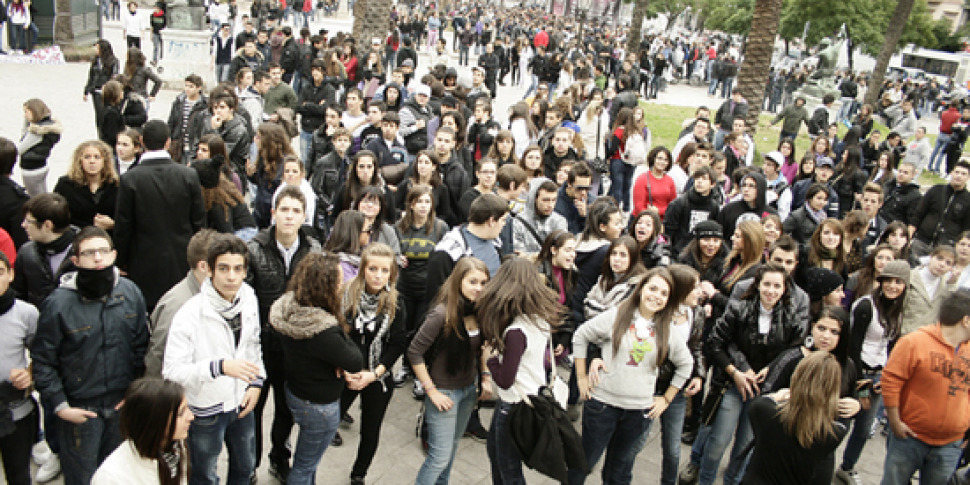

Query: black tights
[340,380,394,478]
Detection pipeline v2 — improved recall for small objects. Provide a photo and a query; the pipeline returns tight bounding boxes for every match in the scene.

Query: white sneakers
[34,446,61,483]
[835,468,863,485]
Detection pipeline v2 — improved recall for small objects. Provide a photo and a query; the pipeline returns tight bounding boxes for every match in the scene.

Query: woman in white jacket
[92,378,194,485]
[569,267,693,485]
[577,97,612,165]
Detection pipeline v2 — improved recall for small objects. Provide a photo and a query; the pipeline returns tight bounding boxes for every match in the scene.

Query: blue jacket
[31,269,148,411]
[554,185,585,234]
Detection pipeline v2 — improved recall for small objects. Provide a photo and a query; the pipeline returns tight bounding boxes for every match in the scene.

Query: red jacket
[940,107,961,135]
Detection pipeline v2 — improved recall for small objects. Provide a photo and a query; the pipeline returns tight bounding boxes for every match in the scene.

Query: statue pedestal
[157,28,215,89]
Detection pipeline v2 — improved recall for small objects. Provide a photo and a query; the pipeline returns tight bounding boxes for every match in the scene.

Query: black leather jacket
[704,296,804,388]
[657,305,708,392]
[246,227,323,333]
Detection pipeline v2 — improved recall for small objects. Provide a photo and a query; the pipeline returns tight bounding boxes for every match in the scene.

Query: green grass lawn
[640,102,945,187]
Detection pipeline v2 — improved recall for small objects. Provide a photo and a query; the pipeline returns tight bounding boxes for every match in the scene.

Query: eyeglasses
[573,185,591,191]
[79,247,112,258]
[359,198,380,206]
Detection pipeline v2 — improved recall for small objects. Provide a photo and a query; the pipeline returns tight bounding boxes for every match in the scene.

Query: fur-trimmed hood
[269,291,341,340]
[27,118,63,136]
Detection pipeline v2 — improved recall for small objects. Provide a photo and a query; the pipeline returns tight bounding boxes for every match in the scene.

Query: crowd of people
[4,2,970,485]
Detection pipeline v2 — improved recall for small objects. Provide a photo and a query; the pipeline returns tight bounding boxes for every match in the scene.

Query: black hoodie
[716,172,776,243]
[664,187,721,255]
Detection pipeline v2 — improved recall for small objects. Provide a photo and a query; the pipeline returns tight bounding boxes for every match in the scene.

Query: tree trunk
[352,0,393,50]
[626,0,651,55]
[737,0,783,132]
[865,0,915,105]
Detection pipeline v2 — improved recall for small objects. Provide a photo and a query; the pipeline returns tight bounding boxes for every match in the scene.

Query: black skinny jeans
[0,406,38,485]
[340,379,394,478]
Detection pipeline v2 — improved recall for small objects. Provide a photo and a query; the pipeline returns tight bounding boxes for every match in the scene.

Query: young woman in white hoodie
[568,267,693,485]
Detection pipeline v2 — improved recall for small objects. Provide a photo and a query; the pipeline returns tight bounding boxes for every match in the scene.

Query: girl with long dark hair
[247,122,294,228]
[91,378,193,485]
[409,257,491,484]
[629,209,671,269]
[605,107,639,210]
[332,150,394,221]
[123,47,162,111]
[395,150,454,226]
[836,261,910,484]
[486,130,519,168]
[482,258,563,483]
[693,263,804,485]
[84,39,119,138]
[585,235,648,319]
[569,267,692,484]
[353,186,400,254]
[325,210,370,282]
[759,306,861,484]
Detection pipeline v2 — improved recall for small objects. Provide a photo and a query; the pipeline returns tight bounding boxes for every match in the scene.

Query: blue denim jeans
[645,392,687,485]
[487,400,526,484]
[689,422,712,466]
[58,406,122,485]
[929,133,951,173]
[300,130,314,170]
[567,398,652,485]
[708,77,720,95]
[286,387,340,485]
[881,434,962,485]
[187,409,256,485]
[609,158,635,212]
[721,77,735,98]
[840,370,882,471]
[459,44,470,66]
[10,24,27,51]
[697,387,753,485]
[416,383,478,484]
[837,97,855,122]
[714,128,729,152]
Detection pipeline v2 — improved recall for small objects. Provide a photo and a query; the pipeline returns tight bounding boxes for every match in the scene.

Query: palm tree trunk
[626,0,651,55]
[865,0,916,106]
[736,0,783,131]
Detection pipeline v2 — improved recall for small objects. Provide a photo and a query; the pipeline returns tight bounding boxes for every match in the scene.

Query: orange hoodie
[882,323,970,446]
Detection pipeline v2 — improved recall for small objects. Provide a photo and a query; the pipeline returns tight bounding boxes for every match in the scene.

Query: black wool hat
[192,155,223,189]
[692,220,723,239]
[802,267,844,302]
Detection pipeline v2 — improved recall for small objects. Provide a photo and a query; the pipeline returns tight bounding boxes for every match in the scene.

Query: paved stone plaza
[0,12,898,485]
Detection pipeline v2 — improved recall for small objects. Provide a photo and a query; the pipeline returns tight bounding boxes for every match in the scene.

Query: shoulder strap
[511,212,544,247]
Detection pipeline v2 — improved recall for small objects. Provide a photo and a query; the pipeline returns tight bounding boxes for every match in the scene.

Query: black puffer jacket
[880,180,922,225]
[783,205,821,245]
[704,295,803,388]
[12,231,78,306]
[246,226,323,332]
